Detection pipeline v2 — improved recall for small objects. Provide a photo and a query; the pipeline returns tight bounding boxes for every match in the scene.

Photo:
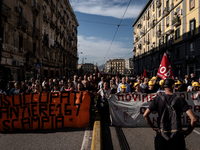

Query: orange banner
[0,91,91,131]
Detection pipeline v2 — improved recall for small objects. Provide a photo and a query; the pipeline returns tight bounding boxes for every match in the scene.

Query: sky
[69,0,148,66]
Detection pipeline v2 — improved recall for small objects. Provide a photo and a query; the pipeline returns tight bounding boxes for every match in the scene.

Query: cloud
[78,35,132,65]
[69,0,145,19]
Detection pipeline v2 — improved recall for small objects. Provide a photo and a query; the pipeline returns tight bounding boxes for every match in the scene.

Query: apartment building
[132,0,200,78]
[1,0,79,81]
[105,59,125,74]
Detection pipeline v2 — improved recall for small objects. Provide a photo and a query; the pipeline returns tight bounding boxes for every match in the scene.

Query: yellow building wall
[185,0,199,34]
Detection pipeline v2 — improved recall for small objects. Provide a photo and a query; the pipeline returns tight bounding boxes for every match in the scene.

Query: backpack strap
[159,94,179,110]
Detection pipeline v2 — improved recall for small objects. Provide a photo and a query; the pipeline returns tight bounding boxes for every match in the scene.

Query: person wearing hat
[143,78,197,150]
[117,77,131,93]
[175,80,182,92]
[146,80,157,94]
[120,84,127,93]
[192,82,200,91]
[151,76,160,91]
[133,82,142,94]
[157,80,165,93]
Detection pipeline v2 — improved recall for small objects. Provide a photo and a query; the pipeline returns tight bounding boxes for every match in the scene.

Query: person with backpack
[143,78,197,150]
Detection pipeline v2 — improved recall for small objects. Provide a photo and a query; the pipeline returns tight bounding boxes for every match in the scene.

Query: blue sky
[69,0,148,66]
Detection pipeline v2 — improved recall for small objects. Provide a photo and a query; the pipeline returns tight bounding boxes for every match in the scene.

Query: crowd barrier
[0,91,91,131]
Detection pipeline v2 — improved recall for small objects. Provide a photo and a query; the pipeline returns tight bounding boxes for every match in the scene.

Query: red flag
[157,53,174,80]
[143,69,147,77]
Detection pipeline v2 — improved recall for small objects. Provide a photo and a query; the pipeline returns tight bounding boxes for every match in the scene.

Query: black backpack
[159,94,180,140]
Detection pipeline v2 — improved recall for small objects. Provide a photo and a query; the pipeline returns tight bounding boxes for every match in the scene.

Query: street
[0,126,199,150]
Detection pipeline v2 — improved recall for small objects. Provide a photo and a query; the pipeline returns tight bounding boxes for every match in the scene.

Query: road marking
[81,127,91,150]
[193,130,200,135]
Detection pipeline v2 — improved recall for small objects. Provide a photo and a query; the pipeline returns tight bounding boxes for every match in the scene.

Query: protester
[146,81,156,94]
[9,82,22,95]
[157,80,165,93]
[0,80,7,95]
[117,77,131,93]
[175,80,182,92]
[133,83,142,94]
[119,84,127,93]
[140,77,149,93]
[96,81,111,125]
[192,82,200,91]
[143,78,197,150]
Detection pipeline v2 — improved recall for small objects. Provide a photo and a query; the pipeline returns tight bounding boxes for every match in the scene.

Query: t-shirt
[13,89,20,94]
[0,90,7,95]
[149,94,190,129]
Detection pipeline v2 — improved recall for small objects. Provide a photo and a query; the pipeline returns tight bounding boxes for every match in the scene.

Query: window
[19,35,23,49]
[189,19,196,36]
[175,27,180,39]
[166,16,169,27]
[153,28,155,37]
[190,0,195,10]
[159,23,161,31]
[166,0,169,10]
[190,43,194,51]
[152,2,155,11]
[148,21,149,28]
[159,8,161,17]
[159,38,162,46]
[176,6,180,15]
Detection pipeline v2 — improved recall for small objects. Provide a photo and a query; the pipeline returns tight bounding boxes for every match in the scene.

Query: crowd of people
[0,72,199,96]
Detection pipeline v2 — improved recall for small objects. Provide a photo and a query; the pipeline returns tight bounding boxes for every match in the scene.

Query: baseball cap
[163,78,175,88]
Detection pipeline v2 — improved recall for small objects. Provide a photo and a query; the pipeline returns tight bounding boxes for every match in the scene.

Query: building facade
[105,59,125,74]
[82,63,94,74]
[132,0,200,79]
[125,58,134,74]
[1,0,79,81]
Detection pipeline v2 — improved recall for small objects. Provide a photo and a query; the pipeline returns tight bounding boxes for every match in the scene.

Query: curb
[91,110,102,150]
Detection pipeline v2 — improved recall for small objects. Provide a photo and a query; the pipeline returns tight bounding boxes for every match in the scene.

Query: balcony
[50,20,56,30]
[50,2,56,12]
[163,7,170,17]
[44,0,49,4]
[140,29,145,36]
[1,3,11,20]
[133,30,136,35]
[18,17,29,30]
[146,14,150,20]
[146,40,150,45]
[135,37,139,42]
[32,1,40,15]
[56,10,61,19]
[156,30,161,37]
[43,34,49,46]
[137,22,142,29]
[43,13,49,23]
[137,44,142,49]
[56,26,61,35]
[156,0,161,8]
[150,20,156,28]
[172,16,181,27]
[20,0,27,4]
[32,26,40,37]
[60,32,65,39]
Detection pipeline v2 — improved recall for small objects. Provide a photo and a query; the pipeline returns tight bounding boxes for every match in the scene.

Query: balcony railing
[50,2,55,11]
[150,20,156,28]
[44,0,49,4]
[43,13,49,23]
[18,17,29,30]
[172,16,181,27]
[137,22,142,29]
[146,14,150,20]
[33,27,40,37]
[1,3,11,19]
[156,30,161,37]
[140,29,145,36]
[156,0,161,8]
[20,0,27,4]
[50,20,56,29]
[163,7,170,17]
[146,40,150,45]
[32,1,40,15]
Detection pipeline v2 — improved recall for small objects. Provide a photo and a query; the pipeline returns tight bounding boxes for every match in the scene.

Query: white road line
[193,130,200,135]
[81,127,92,150]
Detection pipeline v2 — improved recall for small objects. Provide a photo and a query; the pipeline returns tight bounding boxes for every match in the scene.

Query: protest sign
[0,91,91,131]
[108,92,200,127]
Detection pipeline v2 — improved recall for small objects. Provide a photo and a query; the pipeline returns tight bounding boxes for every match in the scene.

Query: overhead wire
[78,19,129,26]
[104,0,132,63]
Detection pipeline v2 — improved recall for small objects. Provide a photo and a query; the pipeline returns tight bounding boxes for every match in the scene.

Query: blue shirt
[117,83,131,93]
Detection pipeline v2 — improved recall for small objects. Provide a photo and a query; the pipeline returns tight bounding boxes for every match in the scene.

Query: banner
[157,53,174,80]
[0,91,91,131]
[108,92,200,127]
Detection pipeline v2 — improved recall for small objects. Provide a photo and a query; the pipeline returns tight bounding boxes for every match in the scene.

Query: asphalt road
[0,127,93,150]
[102,126,200,150]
